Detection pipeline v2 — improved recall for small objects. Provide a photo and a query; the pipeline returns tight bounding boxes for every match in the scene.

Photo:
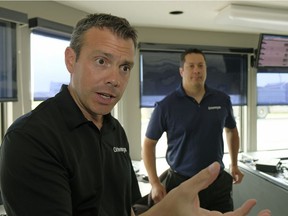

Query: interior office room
[0,1,288,215]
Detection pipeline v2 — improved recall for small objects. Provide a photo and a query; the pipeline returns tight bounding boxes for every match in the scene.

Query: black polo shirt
[0,85,141,216]
[146,84,236,177]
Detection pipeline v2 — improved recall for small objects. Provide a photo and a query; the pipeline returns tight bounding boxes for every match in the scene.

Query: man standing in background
[142,48,244,213]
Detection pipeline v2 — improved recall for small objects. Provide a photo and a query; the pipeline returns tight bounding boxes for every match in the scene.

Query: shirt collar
[54,84,115,130]
[176,83,215,98]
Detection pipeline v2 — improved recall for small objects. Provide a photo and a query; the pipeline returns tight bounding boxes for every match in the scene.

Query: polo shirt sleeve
[0,130,73,216]
[224,97,237,129]
[145,103,166,140]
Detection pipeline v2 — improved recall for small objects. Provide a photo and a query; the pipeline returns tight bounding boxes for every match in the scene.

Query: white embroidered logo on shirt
[208,106,221,110]
[113,147,127,153]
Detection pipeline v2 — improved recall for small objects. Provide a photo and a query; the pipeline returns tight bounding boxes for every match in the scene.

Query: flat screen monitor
[256,33,288,69]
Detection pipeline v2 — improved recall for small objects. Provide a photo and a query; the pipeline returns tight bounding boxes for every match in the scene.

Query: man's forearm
[142,139,159,185]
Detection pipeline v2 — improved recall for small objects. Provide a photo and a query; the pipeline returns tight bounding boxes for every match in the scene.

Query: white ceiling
[55,0,288,35]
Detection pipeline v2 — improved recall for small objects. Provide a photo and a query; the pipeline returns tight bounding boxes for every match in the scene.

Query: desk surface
[133,150,288,195]
[241,149,288,161]
[240,150,288,191]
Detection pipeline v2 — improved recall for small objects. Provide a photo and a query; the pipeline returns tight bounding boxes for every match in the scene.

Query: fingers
[151,182,166,204]
[232,199,271,216]
[232,175,240,184]
[233,199,257,215]
[230,167,244,184]
[257,209,271,216]
[233,173,244,184]
[178,162,221,198]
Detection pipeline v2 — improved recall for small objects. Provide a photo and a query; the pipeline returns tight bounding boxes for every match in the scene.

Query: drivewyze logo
[113,147,127,153]
[208,106,221,110]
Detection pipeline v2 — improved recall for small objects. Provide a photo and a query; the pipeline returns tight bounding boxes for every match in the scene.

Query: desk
[134,151,288,216]
[233,150,288,216]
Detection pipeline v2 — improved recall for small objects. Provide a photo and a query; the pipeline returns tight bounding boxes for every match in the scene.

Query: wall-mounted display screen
[256,33,288,69]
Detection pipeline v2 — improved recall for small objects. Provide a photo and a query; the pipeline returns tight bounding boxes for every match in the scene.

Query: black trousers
[161,168,234,213]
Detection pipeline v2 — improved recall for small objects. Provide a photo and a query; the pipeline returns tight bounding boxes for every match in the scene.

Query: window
[257,72,288,150]
[31,33,70,101]
[205,53,247,105]
[0,7,28,141]
[29,18,73,102]
[0,7,28,102]
[140,51,248,107]
[140,51,181,107]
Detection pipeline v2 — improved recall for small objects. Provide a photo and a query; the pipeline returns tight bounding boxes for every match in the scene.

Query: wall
[0,1,259,160]
[0,1,85,26]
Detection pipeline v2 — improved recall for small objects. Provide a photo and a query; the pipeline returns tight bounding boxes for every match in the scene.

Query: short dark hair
[180,48,206,67]
[70,13,138,61]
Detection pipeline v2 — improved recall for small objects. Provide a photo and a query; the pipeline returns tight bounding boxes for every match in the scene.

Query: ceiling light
[169,11,183,15]
[215,4,288,30]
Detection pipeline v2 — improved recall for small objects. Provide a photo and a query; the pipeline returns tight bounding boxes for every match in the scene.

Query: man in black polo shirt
[0,13,141,216]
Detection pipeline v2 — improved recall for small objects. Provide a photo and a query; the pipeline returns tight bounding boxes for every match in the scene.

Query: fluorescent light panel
[216,4,288,30]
